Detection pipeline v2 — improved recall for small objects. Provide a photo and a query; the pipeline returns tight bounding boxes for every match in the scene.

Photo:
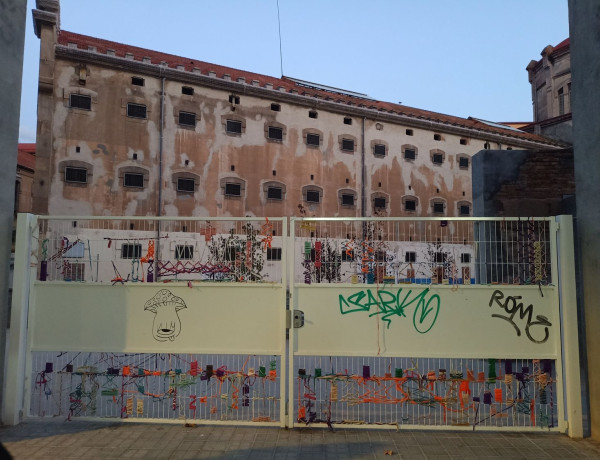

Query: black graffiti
[488,290,552,344]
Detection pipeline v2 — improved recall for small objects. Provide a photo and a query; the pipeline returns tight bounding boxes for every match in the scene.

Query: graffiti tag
[339,288,441,333]
[488,290,552,344]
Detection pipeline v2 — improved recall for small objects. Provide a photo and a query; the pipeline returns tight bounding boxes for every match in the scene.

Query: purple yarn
[505,360,513,375]
[483,392,492,404]
[363,365,371,379]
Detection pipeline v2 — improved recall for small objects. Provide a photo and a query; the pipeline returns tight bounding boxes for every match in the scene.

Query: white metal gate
[4,215,583,436]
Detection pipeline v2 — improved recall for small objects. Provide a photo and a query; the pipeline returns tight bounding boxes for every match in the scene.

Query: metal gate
[288,216,583,436]
[4,215,583,436]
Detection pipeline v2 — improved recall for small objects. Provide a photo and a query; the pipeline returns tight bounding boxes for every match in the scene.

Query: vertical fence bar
[555,215,583,437]
[288,217,296,428]
[3,214,37,425]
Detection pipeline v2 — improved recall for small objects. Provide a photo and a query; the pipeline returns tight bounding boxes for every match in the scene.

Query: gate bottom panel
[292,356,557,429]
[30,351,281,423]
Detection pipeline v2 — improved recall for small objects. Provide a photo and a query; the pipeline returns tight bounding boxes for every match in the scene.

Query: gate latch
[287,310,304,328]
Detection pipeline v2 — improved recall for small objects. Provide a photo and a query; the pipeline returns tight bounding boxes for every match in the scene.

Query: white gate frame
[288,216,583,437]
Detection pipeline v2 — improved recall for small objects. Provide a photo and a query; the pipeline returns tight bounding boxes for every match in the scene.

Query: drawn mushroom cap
[144,289,187,312]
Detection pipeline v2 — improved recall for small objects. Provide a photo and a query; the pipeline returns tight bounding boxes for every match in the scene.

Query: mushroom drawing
[144,289,187,342]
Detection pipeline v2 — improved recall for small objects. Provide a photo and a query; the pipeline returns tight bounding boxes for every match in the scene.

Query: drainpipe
[361,116,366,217]
[156,76,165,278]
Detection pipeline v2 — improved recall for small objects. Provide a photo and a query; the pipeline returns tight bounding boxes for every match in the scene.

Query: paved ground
[1,421,600,459]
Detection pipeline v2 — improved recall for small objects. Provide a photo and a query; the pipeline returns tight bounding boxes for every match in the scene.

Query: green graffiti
[339,288,441,333]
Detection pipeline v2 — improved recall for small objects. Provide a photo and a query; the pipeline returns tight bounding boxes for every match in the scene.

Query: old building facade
[32,1,563,219]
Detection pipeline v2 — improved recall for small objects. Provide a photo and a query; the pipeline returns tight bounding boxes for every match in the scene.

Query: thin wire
[277,0,284,76]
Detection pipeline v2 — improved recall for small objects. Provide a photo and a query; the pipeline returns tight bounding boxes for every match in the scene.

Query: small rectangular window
[179,111,196,127]
[131,77,144,86]
[309,110,318,119]
[268,126,283,140]
[433,202,444,213]
[405,252,416,263]
[177,178,195,192]
[228,95,240,104]
[121,243,142,259]
[434,134,442,141]
[64,263,85,281]
[226,119,242,134]
[124,173,144,188]
[70,94,91,110]
[461,253,471,263]
[175,245,194,260]
[306,190,320,203]
[182,86,194,95]
[266,247,282,261]
[373,144,386,157]
[341,139,355,151]
[127,103,147,119]
[404,149,416,160]
[432,153,444,164]
[306,133,320,146]
[341,194,354,206]
[374,197,386,209]
[460,205,470,216]
[225,183,241,196]
[342,250,354,262]
[343,117,352,125]
[65,167,87,184]
[460,138,468,145]
[375,250,386,262]
[459,157,469,168]
[271,103,281,111]
[435,252,446,263]
[406,129,413,136]
[404,200,416,211]
[267,186,282,200]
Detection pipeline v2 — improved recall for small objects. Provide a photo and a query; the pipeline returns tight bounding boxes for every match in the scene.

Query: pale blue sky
[19,0,569,142]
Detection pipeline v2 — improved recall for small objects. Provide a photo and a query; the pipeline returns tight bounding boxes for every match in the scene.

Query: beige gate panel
[31,284,284,355]
[294,285,558,358]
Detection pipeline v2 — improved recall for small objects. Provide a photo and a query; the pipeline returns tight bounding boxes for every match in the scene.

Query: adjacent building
[32,1,564,220]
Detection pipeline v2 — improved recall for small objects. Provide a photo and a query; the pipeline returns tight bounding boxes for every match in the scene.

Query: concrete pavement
[1,420,600,459]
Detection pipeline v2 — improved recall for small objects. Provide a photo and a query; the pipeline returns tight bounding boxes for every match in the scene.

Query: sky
[18,0,569,143]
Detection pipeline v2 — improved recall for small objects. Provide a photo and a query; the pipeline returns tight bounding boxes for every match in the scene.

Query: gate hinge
[286,310,304,328]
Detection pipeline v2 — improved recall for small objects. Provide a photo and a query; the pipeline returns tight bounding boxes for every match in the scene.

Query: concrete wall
[569,0,600,441]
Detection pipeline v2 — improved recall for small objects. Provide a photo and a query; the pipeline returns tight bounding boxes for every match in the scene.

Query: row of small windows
[64,166,470,215]
[120,242,282,262]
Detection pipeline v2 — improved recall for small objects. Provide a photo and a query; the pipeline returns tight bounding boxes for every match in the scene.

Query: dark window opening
[341,194,354,206]
[434,134,442,141]
[226,119,242,134]
[267,247,282,261]
[309,110,318,119]
[179,111,196,127]
[65,167,87,184]
[373,144,386,157]
[70,94,91,110]
[121,243,142,259]
[404,149,416,160]
[342,250,354,262]
[225,183,241,196]
[432,153,444,164]
[558,87,565,115]
[459,157,469,168]
[507,147,513,150]
[375,250,386,262]
[405,200,416,211]
[433,202,444,213]
[306,190,320,203]
[127,103,147,119]
[341,139,355,151]
[435,252,446,263]
[268,126,283,140]
[131,77,144,86]
[484,142,490,149]
[344,117,352,125]
[267,187,283,200]
[460,138,467,145]
[229,95,240,104]
[461,253,471,263]
[177,178,195,193]
[374,197,386,209]
[175,245,194,260]
[124,173,144,188]
[460,205,470,216]
[406,129,413,136]
[405,252,416,263]
[182,86,194,95]
[306,133,320,146]
[271,103,281,111]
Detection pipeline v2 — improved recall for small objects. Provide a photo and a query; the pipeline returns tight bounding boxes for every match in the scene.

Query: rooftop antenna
[277,0,284,76]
